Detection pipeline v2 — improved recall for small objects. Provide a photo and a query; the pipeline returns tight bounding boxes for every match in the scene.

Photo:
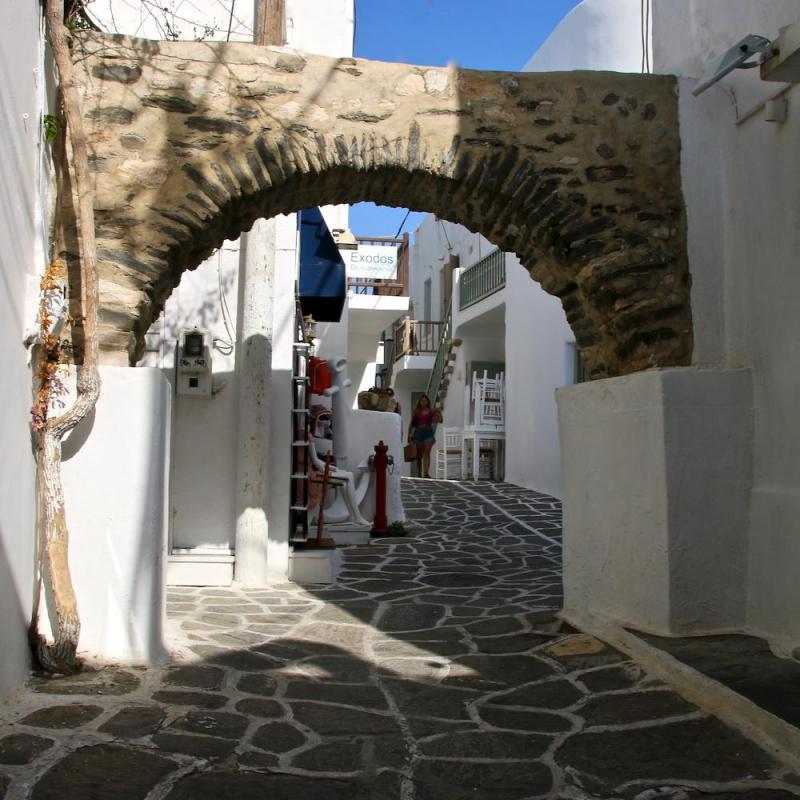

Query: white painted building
[391,215,575,497]
[540,0,800,654]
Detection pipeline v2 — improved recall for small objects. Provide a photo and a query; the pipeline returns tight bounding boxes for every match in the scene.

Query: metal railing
[425,301,453,407]
[393,318,444,358]
[459,248,506,310]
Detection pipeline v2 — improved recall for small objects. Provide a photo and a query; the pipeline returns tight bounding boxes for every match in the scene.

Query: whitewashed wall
[0,0,51,697]
[404,215,574,496]
[504,261,575,497]
[653,0,800,652]
[527,0,800,651]
[63,368,171,663]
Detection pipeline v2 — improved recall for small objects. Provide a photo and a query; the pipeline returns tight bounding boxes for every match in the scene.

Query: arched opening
[64,31,692,381]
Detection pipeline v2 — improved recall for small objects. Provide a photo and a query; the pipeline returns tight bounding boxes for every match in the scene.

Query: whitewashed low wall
[557,368,753,636]
[62,367,170,664]
[347,410,405,524]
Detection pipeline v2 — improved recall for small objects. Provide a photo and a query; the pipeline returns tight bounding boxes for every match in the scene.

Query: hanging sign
[341,245,398,280]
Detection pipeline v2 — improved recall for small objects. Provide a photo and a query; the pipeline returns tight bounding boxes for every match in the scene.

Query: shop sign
[341,244,398,280]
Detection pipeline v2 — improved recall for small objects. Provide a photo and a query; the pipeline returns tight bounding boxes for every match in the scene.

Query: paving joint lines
[0,478,797,799]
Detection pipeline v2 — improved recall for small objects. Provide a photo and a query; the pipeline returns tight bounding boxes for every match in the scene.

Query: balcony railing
[393,318,444,358]
[426,301,453,408]
[459,248,505,310]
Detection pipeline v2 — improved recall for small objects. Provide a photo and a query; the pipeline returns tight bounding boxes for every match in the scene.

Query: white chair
[472,370,505,430]
[435,428,464,480]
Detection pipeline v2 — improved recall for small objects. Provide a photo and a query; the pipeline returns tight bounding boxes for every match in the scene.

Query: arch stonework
[65,32,692,378]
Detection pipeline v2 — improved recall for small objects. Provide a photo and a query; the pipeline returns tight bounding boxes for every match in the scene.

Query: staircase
[425,301,462,415]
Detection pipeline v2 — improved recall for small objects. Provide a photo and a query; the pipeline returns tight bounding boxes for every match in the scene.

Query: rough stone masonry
[63,32,692,378]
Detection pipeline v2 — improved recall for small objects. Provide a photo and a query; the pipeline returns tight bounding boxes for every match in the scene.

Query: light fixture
[693,34,775,96]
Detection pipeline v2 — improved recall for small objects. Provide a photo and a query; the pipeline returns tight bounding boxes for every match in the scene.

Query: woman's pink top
[413,409,435,427]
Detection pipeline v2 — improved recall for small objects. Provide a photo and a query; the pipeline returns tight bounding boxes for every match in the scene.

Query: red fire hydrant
[372,440,389,535]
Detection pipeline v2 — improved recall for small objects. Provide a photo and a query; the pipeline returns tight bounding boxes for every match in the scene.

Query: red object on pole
[372,440,389,534]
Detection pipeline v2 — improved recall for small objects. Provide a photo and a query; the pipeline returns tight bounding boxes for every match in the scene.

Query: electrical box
[176,327,212,396]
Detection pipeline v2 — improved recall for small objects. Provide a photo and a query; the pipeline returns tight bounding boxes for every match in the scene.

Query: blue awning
[298,207,346,323]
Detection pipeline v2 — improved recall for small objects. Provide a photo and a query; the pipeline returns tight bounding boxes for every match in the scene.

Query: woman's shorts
[413,426,435,445]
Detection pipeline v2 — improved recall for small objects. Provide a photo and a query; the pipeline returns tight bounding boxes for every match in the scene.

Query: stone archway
[64,31,691,378]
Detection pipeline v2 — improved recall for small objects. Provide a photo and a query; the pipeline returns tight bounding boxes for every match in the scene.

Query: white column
[234,218,275,585]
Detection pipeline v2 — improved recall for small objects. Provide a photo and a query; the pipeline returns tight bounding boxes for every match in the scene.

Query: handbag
[403,442,418,463]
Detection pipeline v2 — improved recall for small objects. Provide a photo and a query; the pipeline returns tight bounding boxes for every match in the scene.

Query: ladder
[290,299,312,543]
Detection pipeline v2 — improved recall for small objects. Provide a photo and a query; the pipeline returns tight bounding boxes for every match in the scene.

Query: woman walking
[408,394,442,478]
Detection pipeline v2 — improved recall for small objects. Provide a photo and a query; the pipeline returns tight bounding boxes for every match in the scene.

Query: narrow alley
[1,480,796,799]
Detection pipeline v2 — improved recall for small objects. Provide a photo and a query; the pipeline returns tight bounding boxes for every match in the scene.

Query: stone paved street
[1,479,798,799]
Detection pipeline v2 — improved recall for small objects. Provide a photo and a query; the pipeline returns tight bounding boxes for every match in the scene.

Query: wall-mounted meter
[176,327,212,396]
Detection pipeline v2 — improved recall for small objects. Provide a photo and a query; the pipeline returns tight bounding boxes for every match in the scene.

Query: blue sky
[348,0,583,239]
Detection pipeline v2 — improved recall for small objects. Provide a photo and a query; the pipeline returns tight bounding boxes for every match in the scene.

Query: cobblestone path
[1,480,798,799]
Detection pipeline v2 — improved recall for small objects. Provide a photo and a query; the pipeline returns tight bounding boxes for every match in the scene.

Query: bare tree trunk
[256,0,284,46]
[31,0,101,674]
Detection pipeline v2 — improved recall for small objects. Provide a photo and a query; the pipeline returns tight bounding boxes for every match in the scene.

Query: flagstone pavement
[1,479,798,799]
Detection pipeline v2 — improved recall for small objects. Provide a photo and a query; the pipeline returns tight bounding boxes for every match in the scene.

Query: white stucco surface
[62,368,171,663]
[653,0,800,653]
[0,0,48,697]
[347,411,405,525]
[523,0,648,73]
[559,369,753,636]
[503,260,575,497]
[653,0,800,87]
